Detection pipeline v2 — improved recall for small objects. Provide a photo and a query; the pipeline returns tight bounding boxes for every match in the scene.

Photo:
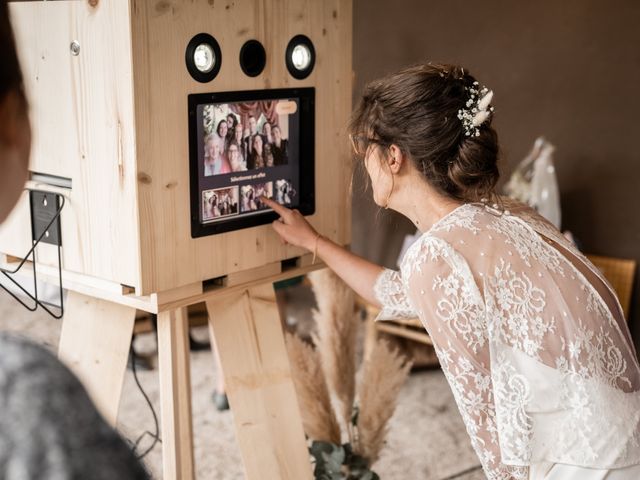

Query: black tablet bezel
[188,87,315,238]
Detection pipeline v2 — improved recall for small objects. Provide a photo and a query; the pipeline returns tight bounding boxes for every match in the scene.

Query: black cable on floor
[129,345,162,460]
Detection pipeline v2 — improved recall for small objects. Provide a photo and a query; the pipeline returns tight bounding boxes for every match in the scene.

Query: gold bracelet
[312,233,322,265]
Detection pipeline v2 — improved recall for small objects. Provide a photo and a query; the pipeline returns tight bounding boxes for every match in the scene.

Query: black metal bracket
[0,189,66,319]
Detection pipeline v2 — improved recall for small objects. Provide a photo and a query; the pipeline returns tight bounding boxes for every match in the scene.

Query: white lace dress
[373,198,640,479]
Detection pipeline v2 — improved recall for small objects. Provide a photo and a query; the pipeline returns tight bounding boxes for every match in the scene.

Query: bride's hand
[261,197,319,251]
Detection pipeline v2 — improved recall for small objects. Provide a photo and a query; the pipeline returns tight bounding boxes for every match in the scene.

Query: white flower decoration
[457,81,495,137]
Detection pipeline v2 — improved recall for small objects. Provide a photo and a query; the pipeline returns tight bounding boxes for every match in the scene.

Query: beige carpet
[0,287,484,480]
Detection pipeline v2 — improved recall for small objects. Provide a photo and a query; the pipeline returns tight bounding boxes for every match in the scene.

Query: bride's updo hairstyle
[350,63,499,203]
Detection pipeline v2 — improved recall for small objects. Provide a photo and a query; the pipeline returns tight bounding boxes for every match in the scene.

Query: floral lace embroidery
[431,203,481,235]
[492,351,533,462]
[508,207,635,367]
[436,342,530,480]
[486,259,555,360]
[556,319,630,389]
[401,235,448,277]
[433,273,487,353]
[372,268,416,320]
[515,204,618,299]
[488,215,565,275]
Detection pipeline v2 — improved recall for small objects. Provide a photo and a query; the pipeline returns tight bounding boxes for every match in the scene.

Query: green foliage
[309,441,380,480]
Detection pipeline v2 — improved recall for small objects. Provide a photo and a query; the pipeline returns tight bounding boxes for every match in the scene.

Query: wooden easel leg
[58,290,136,427]
[206,284,313,480]
[157,307,195,480]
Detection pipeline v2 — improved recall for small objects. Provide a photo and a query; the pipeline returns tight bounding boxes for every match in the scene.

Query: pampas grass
[285,332,341,444]
[354,338,412,463]
[285,269,413,475]
[309,269,358,434]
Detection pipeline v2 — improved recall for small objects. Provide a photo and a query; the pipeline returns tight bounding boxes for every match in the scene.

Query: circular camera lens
[239,39,267,77]
[194,43,215,73]
[291,44,311,70]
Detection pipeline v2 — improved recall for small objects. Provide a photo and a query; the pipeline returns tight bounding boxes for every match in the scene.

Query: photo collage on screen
[202,101,290,177]
[199,98,298,224]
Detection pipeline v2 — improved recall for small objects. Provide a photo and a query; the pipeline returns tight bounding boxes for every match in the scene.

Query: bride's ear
[387,144,405,174]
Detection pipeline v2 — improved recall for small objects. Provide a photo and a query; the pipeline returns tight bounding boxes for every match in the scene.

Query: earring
[383,173,394,209]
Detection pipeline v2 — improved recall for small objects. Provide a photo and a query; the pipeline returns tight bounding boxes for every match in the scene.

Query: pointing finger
[262,196,291,217]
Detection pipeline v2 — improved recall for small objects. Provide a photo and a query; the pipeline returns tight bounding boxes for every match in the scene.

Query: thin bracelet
[312,233,322,265]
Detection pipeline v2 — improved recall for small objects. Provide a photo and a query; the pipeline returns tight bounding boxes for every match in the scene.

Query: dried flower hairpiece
[457,81,495,137]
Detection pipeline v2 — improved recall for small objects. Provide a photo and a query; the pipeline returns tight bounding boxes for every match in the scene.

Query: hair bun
[449,128,500,202]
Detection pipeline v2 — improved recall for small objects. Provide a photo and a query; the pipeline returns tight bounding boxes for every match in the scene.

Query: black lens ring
[185,33,222,83]
[285,35,315,80]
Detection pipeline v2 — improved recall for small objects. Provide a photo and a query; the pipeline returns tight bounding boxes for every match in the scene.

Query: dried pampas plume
[477,90,494,112]
[355,338,412,464]
[472,90,494,126]
[472,109,490,127]
[285,332,341,444]
[309,269,358,434]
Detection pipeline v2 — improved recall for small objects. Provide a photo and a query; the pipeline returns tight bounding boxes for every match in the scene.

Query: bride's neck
[390,175,464,233]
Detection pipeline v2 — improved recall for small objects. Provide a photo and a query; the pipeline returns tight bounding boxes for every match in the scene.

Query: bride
[262,63,640,479]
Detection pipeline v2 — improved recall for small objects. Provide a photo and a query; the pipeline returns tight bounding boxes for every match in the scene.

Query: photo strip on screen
[275,179,294,205]
[240,182,274,213]
[202,186,239,222]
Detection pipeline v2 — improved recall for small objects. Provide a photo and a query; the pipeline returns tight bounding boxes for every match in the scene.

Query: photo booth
[0,1,352,479]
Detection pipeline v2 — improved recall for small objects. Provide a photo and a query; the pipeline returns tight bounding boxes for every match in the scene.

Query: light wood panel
[130,0,353,294]
[1,1,141,289]
[58,290,137,426]
[206,285,313,480]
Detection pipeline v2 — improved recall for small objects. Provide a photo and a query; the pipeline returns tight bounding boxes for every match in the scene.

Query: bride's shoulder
[402,196,544,266]
[427,200,497,238]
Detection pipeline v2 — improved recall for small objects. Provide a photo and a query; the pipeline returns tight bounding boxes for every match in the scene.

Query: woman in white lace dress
[262,63,640,479]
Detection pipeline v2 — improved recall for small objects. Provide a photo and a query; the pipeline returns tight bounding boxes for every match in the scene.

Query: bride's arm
[261,197,384,306]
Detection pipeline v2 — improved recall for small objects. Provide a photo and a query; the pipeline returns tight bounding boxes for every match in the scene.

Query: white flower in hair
[457,82,495,137]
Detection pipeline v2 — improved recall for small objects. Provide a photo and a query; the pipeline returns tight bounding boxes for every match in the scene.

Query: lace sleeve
[402,236,529,480]
[372,268,417,321]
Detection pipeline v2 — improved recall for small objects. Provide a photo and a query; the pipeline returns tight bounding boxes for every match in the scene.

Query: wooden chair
[585,254,637,319]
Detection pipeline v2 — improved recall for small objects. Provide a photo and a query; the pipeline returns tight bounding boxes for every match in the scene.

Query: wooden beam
[58,291,136,426]
[206,285,312,480]
[157,307,195,480]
